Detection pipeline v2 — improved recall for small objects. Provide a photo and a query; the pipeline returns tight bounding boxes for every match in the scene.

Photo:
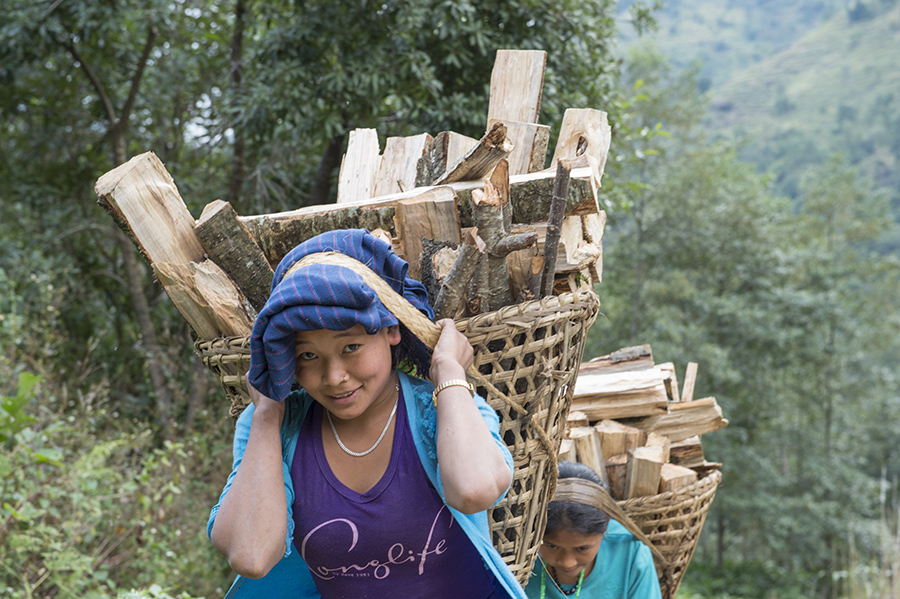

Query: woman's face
[294,324,401,422]
[539,527,604,585]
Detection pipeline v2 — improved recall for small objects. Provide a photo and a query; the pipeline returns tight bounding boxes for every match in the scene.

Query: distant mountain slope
[617,0,844,88]
[708,4,900,137]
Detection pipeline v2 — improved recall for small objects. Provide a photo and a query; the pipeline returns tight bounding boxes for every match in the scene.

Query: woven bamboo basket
[618,470,721,599]
[194,252,601,586]
[555,466,721,599]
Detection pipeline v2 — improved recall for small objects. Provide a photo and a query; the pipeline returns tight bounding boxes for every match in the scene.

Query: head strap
[551,477,668,566]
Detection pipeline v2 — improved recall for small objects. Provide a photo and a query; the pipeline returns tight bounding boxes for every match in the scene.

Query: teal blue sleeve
[207,403,296,558]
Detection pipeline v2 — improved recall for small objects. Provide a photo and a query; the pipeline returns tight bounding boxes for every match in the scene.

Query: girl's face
[539,527,604,585]
[294,324,401,422]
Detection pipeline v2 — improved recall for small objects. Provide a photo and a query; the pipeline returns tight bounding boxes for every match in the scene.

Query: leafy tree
[229,0,622,210]
[0,0,232,432]
[587,45,900,597]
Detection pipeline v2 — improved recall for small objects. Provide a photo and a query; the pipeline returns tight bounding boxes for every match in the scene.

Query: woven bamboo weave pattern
[617,470,722,599]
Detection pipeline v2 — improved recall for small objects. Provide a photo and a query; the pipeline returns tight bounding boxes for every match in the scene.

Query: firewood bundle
[93,49,611,343]
[560,344,727,500]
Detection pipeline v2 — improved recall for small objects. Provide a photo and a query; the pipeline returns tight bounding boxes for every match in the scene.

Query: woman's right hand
[246,375,286,422]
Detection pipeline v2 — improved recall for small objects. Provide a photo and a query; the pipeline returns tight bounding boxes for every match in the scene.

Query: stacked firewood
[93,49,611,342]
[560,345,727,500]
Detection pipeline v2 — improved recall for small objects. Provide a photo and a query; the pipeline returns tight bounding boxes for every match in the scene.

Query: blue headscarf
[249,229,434,401]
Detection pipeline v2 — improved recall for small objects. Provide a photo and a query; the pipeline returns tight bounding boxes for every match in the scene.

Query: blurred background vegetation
[0,0,898,597]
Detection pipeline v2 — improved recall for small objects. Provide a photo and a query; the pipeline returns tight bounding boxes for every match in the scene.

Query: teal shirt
[524,521,662,599]
[208,372,525,599]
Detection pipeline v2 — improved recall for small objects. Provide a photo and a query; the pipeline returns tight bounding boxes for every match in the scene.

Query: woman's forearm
[210,405,288,578]
[435,385,512,514]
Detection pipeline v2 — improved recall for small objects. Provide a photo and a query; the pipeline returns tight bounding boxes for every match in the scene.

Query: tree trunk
[226,0,248,206]
[68,19,174,435]
[311,132,347,205]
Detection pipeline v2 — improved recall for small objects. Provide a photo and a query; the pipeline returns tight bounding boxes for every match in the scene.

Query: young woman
[525,461,662,599]
[207,229,526,599]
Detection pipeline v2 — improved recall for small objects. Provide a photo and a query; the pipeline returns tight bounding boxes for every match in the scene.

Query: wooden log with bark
[95,152,254,339]
[195,199,274,312]
[238,166,599,269]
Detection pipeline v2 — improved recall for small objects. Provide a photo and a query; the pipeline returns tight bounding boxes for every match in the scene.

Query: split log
[645,431,671,463]
[583,344,655,374]
[567,410,589,429]
[486,49,546,126]
[392,187,460,281]
[337,128,381,204]
[487,119,549,175]
[658,463,699,493]
[682,362,699,402]
[568,427,609,485]
[625,445,666,499]
[433,228,482,320]
[195,200,274,313]
[669,436,706,468]
[581,211,606,282]
[658,362,681,402]
[550,108,612,178]
[434,122,513,185]
[549,108,611,205]
[605,454,628,500]
[558,438,577,463]
[511,217,600,277]
[373,133,434,197]
[628,397,729,442]
[432,131,479,182]
[420,239,457,304]
[94,151,205,265]
[552,268,592,295]
[594,419,647,460]
[505,240,539,303]
[570,366,670,420]
[152,260,253,339]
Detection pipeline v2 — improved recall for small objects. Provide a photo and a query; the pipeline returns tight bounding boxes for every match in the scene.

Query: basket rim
[617,469,722,510]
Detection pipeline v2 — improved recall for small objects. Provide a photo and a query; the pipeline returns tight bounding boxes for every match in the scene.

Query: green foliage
[232,0,620,210]
[678,560,813,598]
[588,45,900,597]
[0,375,233,598]
[0,373,38,443]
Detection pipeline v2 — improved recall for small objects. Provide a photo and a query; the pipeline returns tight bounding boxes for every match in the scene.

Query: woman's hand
[429,318,473,385]
[247,376,286,423]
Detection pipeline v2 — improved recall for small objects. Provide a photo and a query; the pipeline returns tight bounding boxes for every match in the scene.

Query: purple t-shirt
[291,391,498,598]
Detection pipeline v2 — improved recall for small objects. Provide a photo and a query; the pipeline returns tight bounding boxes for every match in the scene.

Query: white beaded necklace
[326,383,399,457]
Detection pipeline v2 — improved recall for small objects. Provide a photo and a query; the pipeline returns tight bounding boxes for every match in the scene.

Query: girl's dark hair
[545,461,611,537]
[391,324,431,377]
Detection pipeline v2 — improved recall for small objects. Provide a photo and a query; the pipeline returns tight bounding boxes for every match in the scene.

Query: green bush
[0,374,234,598]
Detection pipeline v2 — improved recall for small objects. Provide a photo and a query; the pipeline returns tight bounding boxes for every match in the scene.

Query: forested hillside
[626,0,900,247]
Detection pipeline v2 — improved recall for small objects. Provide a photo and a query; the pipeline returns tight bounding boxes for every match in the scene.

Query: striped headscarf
[248,229,434,401]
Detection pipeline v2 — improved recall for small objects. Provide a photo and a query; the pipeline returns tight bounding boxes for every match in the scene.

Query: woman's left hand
[430,318,473,384]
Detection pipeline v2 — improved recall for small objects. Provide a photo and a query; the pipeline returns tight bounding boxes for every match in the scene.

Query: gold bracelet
[432,379,475,406]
